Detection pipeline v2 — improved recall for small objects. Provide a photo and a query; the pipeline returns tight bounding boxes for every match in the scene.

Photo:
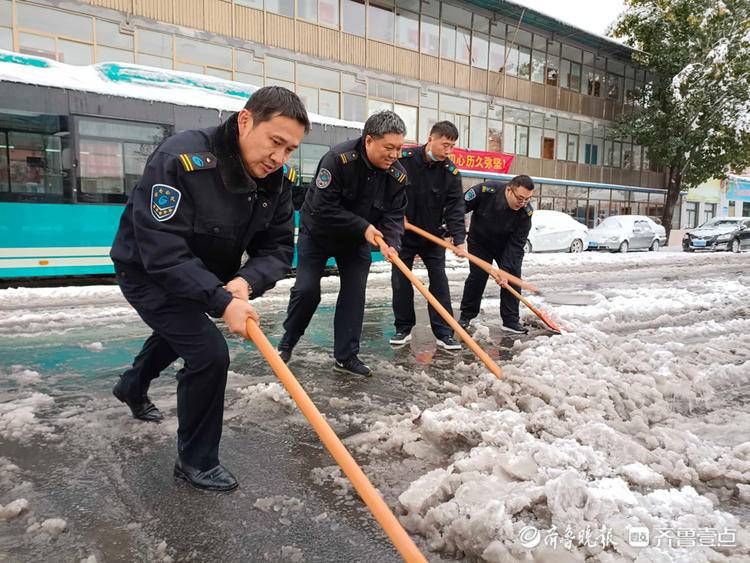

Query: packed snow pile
[346,252,750,560]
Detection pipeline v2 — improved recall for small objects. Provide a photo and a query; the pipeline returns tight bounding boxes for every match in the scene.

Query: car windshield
[700,218,740,228]
[598,217,622,229]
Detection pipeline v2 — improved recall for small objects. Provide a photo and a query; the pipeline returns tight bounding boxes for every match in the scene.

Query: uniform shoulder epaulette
[282,163,297,184]
[177,152,217,172]
[481,184,496,194]
[525,203,534,217]
[387,165,408,184]
[445,160,460,176]
[401,148,416,158]
[338,151,359,165]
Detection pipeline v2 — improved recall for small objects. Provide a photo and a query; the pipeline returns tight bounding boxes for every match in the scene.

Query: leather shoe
[174,458,238,491]
[112,380,164,422]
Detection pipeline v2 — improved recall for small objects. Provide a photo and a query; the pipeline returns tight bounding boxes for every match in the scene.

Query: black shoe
[389,330,412,345]
[436,335,461,350]
[458,317,472,331]
[112,380,163,422]
[333,355,372,377]
[278,346,292,363]
[173,458,238,492]
[501,321,529,334]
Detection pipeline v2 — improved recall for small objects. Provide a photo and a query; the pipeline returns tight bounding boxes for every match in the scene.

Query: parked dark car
[683,217,750,253]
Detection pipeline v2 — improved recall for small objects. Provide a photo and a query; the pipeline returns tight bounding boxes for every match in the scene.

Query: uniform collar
[212,113,282,195]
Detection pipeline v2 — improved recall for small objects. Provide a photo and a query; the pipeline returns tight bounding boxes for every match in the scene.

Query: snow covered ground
[0,249,748,562]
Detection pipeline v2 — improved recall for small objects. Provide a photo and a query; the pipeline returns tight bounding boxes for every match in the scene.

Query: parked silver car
[588,215,666,253]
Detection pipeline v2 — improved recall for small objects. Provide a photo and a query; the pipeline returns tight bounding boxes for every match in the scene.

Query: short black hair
[429,121,459,141]
[244,86,311,133]
[363,110,406,139]
[508,174,534,190]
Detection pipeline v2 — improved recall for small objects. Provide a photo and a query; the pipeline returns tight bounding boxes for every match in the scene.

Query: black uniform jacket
[300,136,408,252]
[399,144,465,247]
[110,112,295,317]
[464,180,533,272]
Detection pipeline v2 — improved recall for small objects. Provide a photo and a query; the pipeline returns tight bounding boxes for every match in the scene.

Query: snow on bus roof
[0,50,364,131]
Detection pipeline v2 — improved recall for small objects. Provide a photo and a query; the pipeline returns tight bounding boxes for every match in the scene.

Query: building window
[137,28,173,59]
[368,2,394,43]
[546,55,559,86]
[17,4,92,41]
[297,0,317,22]
[686,202,698,228]
[266,0,294,17]
[531,50,545,83]
[455,28,471,65]
[487,120,502,151]
[471,33,488,69]
[343,93,366,121]
[703,203,716,223]
[440,23,456,60]
[584,143,599,165]
[175,37,232,70]
[319,0,339,27]
[469,116,486,150]
[267,56,295,81]
[396,10,419,50]
[395,104,417,141]
[420,15,439,56]
[561,59,582,91]
[342,0,365,37]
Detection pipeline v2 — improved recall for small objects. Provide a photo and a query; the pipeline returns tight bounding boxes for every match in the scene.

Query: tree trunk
[661,166,682,242]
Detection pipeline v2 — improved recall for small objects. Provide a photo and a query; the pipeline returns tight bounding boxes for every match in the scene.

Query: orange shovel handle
[403,220,539,294]
[245,320,427,563]
[376,236,502,379]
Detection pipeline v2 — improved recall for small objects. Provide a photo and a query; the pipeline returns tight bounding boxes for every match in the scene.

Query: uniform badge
[316,168,332,189]
[150,184,181,222]
[464,188,476,201]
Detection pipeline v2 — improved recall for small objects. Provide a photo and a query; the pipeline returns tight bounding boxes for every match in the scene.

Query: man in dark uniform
[277,111,408,377]
[109,87,309,491]
[389,121,466,350]
[458,175,535,334]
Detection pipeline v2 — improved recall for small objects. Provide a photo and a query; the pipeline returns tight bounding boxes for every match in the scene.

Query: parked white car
[588,215,666,252]
[524,210,589,253]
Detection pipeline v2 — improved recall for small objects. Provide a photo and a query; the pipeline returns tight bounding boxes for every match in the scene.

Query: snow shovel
[403,220,562,334]
[244,319,426,563]
[375,235,503,379]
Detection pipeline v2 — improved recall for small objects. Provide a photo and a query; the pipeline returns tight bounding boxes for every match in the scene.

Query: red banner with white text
[450,148,514,175]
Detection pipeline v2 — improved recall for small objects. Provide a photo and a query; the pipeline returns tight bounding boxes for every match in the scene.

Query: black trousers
[116,267,229,471]
[391,242,454,339]
[459,237,522,325]
[280,233,371,362]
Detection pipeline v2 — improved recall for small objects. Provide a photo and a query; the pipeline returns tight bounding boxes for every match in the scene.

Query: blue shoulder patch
[151,184,181,222]
[464,188,476,201]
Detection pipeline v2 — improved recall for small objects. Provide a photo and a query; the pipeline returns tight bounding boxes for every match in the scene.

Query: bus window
[0,132,8,192]
[77,117,169,203]
[7,131,64,197]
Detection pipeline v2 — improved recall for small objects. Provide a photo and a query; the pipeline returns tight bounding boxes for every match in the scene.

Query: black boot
[278,346,292,364]
[112,379,164,423]
[173,458,238,491]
